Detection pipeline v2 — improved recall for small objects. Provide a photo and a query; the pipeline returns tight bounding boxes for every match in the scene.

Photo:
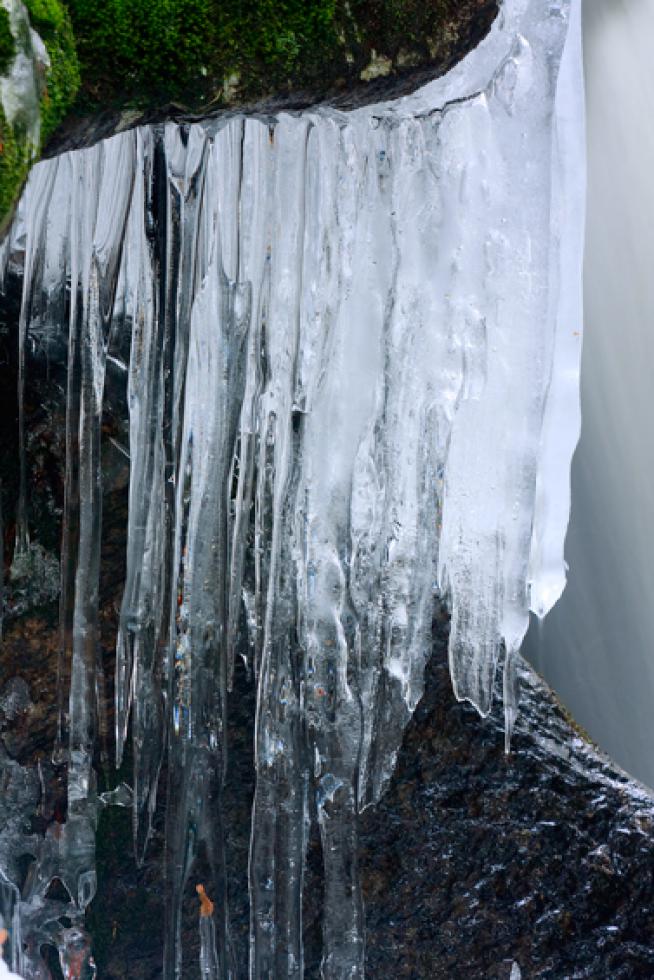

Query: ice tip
[503,711,516,755]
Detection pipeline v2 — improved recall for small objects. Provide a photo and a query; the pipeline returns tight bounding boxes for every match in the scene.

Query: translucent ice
[4,0,584,975]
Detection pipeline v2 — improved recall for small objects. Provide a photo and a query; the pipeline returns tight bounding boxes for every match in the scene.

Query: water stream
[525,0,654,789]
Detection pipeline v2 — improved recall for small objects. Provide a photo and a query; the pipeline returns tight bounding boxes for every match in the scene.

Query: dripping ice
[0,0,584,976]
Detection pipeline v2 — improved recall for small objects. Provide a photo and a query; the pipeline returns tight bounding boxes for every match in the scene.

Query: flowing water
[525,0,654,789]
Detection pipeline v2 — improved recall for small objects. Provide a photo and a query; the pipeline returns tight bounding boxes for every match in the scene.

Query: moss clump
[0,105,31,231]
[0,7,15,76]
[213,0,344,99]
[63,0,347,107]
[64,0,215,104]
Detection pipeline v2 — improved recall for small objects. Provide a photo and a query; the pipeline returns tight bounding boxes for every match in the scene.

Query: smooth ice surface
[1,0,584,975]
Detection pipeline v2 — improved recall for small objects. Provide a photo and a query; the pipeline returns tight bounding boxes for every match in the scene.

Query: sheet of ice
[3,0,584,974]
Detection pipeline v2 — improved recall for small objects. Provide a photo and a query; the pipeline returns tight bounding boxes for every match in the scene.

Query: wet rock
[356,628,654,979]
[2,591,653,977]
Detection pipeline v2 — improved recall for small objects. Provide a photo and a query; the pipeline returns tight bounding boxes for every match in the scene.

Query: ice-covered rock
[0,0,584,975]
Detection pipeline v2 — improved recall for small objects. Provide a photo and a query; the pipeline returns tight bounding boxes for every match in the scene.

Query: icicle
[67,134,135,838]
[0,880,21,976]
[162,119,256,980]
[0,916,22,980]
[528,0,586,618]
[197,885,220,980]
[503,645,520,754]
[113,128,168,864]
[14,160,60,562]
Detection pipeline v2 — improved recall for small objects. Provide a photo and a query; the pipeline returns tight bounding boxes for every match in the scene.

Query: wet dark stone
[3,583,654,978]
[356,630,654,979]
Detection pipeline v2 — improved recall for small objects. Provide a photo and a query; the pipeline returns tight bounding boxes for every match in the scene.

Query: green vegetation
[65,0,216,104]
[0,104,30,228]
[64,0,347,107]
[0,7,15,76]
[213,0,345,100]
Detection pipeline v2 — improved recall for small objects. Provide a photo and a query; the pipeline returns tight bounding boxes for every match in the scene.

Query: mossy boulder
[0,0,79,231]
[0,102,27,228]
[64,0,497,110]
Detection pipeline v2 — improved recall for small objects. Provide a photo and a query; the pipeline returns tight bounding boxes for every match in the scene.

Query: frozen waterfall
[0,0,584,976]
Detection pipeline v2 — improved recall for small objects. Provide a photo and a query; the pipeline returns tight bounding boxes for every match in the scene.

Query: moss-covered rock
[63,0,497,110]
[0,102,30,225]
[1,0,497,226]
[0,0,79,230]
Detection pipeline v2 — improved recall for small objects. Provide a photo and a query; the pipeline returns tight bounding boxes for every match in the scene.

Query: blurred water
[524,0,654,788]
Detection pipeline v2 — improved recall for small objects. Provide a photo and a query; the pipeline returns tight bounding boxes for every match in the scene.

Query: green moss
[349,0,447,55]
[213,0,344,98]
[0,105,31,234]
[62,0,348,107]
[0,7,15,76]
[62,0,209,103]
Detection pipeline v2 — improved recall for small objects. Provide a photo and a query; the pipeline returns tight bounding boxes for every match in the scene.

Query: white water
[0,0,48,153]
[525,0,654,790]
[0,0,584,976]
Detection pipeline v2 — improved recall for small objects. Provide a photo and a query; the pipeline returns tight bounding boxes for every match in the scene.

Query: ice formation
[0,0,584,975]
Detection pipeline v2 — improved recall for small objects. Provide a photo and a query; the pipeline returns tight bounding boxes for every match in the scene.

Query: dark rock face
[358,631,654,979]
